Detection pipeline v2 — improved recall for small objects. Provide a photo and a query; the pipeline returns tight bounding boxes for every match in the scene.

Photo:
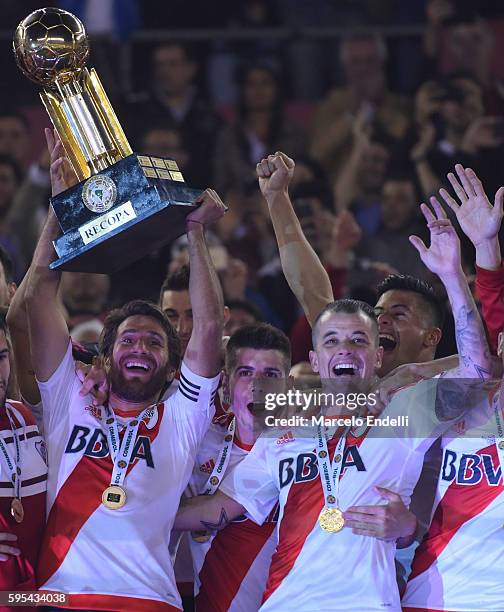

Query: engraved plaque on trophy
[14,7,202,273]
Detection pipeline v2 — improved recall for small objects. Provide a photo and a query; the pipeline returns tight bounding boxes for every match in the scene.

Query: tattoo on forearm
[453,304,491,380]
[435,381,471,421]
[201,507,230,532]
[435,299,491,420]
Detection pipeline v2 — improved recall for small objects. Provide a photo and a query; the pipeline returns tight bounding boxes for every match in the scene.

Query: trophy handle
[41,89,90,182]
[41,68,133,182]
[84,69,132,161]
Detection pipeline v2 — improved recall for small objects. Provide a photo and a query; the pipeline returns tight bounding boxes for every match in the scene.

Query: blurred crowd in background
[1,0,504,363]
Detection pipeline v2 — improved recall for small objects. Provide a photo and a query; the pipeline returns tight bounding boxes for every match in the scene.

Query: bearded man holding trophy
[6,7,228,611]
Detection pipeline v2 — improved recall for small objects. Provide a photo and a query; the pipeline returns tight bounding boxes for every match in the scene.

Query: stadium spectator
[332,117,391,237]
[411,75,504,203]
[0,110,30,169]
[140,123,190,173]
[421,3,504,114]
[354,175,430,283]
[213,63,305,193]
[310,32,411,182]
[124,42,221,187]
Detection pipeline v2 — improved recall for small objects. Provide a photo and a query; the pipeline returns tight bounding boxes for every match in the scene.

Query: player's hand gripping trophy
[14,7,202,273]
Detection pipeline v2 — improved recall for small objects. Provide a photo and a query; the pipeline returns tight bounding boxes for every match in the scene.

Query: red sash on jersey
[263,430,368,604]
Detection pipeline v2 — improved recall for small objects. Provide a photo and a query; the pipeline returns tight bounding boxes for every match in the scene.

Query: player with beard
[0,314,47,605]
[23,129,225,612]
[174,177,492,611]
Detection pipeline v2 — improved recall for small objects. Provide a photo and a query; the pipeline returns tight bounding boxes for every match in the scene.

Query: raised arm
[438,165,504,353]
[6,270,40,405]
[183,190,226,377]
[409,198,491,384]
[257,152,333,326]
[25,130,76,382]
[174,490,245,532]
[441,164,503,271]
[333,111,371,212]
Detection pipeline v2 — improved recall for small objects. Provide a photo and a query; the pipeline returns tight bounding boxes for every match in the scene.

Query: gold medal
[10,498,24,523]
[102,485,126,510]
[191,530,212,543]
[319,507,344,533]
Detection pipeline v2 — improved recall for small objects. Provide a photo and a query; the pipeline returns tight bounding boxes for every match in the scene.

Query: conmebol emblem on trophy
[14,7,202,273]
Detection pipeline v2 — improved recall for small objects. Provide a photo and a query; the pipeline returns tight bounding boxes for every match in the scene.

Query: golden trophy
[14,7,201,273]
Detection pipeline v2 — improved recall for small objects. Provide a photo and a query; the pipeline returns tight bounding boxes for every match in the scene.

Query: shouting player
[260,150,451,382]
[23,130,225,611]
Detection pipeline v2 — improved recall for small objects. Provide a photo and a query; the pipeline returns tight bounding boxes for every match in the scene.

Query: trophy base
[49,154,202,274]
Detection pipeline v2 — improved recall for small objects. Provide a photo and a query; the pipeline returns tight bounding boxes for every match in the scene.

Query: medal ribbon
[201,417,236,495]
[0,403,26,500]
[316,424,348,509]
[102,404,152,488]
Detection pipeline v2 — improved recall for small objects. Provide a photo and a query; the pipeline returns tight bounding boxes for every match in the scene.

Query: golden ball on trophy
[13,7,89,88]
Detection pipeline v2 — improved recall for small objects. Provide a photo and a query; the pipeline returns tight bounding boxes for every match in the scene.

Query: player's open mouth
[332,363,358,376]
[379,333,397,352]
[124,360,152,372]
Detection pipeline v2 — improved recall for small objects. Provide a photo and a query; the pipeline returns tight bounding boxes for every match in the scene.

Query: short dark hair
[0,154,23,186]
[225,323,291,374]
[160,264,190,303]
[312,299,379,346]
[0,246,14,284]
[99,299,181,371]
[376,274,444,327]
[225,299,262,322]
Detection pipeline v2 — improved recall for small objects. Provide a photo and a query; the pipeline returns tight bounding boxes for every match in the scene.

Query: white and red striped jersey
[402,387,504,612]
[221,379,449,612]
[37,341,219,611]
[0,401,46,593]
[185,414,277,611]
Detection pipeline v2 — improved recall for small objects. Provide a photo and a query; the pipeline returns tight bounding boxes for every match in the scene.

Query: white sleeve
[220,437,278,526]
[21,397,44,437]
[36,341,79,435]
[169,361,220,453]
[384,378,447,453]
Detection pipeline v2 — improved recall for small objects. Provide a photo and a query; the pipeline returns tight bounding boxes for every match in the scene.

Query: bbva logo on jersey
[64,425,155,468]
[279,445,365,488]
[441,449,502,486]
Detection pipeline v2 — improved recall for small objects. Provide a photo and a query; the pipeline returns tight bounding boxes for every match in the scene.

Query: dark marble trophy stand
[50,154,201,273]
